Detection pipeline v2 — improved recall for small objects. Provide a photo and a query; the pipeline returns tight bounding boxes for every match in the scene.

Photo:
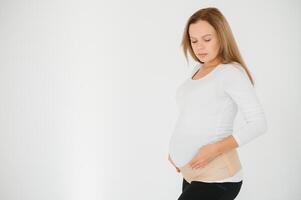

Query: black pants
[178,178,243,200]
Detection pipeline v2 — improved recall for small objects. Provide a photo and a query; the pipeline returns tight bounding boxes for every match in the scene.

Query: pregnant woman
[167,7,268,200]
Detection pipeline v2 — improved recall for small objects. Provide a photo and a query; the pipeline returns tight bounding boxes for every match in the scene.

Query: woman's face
[189,20,221,64]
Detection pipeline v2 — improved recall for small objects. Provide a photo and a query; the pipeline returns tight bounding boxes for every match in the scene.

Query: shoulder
[218,62,249,80]
[219,62,246,75]
[217,62,253,87]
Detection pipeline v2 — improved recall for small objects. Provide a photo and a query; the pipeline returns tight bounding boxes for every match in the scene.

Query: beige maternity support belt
[179,148,242,183]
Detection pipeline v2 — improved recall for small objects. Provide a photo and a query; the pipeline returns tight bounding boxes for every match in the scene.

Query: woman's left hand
[188,143,220,170]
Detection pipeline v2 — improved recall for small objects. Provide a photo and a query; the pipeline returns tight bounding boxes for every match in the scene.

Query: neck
[203,57,222,68]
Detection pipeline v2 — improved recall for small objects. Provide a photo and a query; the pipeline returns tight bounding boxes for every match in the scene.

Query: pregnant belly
[168,115,217,167]
[178,149,242,183]
[168,132,211,167]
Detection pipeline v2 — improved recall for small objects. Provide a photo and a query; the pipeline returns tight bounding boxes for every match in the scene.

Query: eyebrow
[189,34,212,39]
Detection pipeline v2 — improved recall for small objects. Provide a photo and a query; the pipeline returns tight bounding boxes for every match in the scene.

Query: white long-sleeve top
[168,61,268,182]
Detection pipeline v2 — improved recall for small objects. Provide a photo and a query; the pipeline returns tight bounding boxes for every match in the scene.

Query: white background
[0,0,300,199]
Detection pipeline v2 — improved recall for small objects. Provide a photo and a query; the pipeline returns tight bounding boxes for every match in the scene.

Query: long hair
[181,7,255,85]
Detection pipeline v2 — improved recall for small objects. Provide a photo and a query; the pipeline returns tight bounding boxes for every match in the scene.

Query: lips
[198,53,208,56]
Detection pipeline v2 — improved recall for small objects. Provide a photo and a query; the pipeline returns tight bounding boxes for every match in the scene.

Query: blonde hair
[181,7,255,85]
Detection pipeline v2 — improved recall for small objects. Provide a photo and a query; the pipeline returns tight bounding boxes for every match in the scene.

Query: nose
[196,42,205,50]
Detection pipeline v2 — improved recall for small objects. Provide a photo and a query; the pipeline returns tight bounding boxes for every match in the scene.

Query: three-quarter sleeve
[220,64,268,147]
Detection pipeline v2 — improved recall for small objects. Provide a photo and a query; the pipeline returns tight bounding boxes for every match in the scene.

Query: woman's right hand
[168,154,181,173]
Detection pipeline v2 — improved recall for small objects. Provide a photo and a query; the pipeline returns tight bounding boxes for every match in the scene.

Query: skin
[189,20,221,69]
[168,20,239,172]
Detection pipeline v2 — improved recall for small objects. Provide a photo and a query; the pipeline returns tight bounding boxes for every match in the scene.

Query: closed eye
[191,39,211,43]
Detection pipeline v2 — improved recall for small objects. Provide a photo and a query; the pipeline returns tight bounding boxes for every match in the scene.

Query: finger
[190,162,199,169]
[193,161,206,169]
[196,163,204,169]
[194,164,204,169]
[188,159,197,167]
[189,162,196,169]
[197,161,207,169]
[190,159,200,168]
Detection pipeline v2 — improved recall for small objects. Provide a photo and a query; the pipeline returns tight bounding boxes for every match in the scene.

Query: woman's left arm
[189,64,268,169]
[219,64,268,148]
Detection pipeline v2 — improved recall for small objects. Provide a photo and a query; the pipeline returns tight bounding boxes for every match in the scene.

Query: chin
[199,58,208,63]
[201,57,215,64]
[198,56,211,63]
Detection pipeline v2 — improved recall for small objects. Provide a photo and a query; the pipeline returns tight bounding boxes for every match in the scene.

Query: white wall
[0,0,300,199]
